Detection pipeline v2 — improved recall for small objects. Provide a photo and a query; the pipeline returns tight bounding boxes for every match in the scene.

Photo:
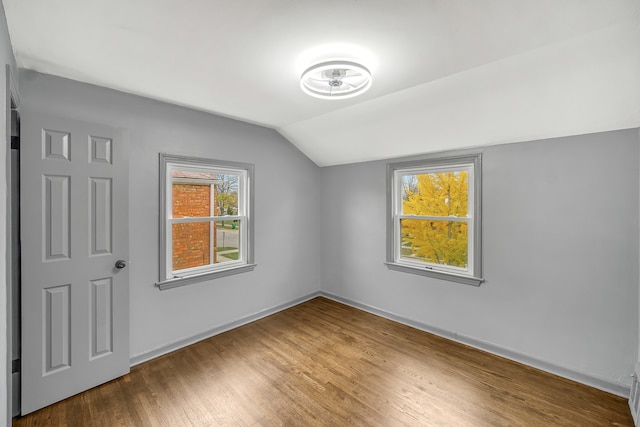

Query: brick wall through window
[172,183,217,270]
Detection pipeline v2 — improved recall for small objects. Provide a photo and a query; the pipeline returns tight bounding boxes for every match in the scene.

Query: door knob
[115,259,127,269]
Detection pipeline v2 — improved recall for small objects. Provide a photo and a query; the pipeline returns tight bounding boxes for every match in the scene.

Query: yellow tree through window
[401,171,469,268]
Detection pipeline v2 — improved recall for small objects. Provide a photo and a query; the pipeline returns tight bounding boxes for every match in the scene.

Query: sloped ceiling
[3,0,639,166]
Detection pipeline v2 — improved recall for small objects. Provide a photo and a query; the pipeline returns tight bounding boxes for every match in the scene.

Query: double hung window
[158,154,255,290]
[386,154,483,286]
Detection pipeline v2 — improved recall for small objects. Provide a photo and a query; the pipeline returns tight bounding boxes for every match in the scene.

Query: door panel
[90,277,113,359]
[43,284,71,374]
[90,177,112,255]
[43,174,71,260]
[21,112,129,415]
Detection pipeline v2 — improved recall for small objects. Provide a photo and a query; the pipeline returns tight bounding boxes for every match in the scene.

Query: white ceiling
[3,0,639,166]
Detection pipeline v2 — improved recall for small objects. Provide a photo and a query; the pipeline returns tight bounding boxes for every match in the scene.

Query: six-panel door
[20,112,129,414]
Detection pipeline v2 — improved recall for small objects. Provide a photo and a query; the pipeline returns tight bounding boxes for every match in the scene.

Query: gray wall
[14,69,640,403]
[320,129,639,393]
[0,2,17,425]
[18,70,322,360]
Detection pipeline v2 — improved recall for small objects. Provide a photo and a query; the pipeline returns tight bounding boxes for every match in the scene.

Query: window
[386,154,483,286]
[157,154,255,290]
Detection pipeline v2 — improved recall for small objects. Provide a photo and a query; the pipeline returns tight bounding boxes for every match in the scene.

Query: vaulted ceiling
[3,0,639,166]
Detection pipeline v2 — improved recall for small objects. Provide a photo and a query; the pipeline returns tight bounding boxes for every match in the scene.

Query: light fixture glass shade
[300,60,372,100]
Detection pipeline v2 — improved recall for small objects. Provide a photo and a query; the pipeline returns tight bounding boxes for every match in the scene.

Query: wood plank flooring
[13,297,633,426]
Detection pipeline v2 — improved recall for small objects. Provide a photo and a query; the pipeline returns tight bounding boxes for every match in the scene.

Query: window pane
[215,219,241,263]
[172,221,212,270]
[214,174,239,216]
[172,170,215,218]
[172,219,242,272]
[401,171,468,217]
[400,219,468,268]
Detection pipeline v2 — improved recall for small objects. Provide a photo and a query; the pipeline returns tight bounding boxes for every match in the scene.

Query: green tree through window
[401,171,468,268]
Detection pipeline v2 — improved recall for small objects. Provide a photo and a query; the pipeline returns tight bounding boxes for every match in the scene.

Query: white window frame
[157,154,256,290]
[385,153,483,286]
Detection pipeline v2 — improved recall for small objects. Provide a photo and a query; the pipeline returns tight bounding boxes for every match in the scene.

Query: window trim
[385,153,483,286]
[157,153,256,290]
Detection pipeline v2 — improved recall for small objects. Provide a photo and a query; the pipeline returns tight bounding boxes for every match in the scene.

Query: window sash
[395,164,473,217]
[396,215,470,222]
[393,164,474,274]
[169,216,244,224]
[167,165,247,217]
[165,169,246,278]
[394,217,472,274]
[167,218,247,276]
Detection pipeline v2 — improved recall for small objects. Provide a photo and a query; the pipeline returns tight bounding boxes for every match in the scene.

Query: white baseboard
[318,291,631,398]
[629,363,640,425]
[129,289,630,398]
[129,291,322,366]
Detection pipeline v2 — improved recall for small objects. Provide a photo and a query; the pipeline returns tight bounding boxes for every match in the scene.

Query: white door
[20,111,129,415]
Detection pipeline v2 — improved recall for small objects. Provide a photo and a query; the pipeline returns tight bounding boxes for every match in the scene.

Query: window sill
[384,262,484,286]
[156,263,257,290]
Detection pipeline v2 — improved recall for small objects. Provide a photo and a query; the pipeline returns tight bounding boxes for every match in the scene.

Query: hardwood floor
[14,297,633,426]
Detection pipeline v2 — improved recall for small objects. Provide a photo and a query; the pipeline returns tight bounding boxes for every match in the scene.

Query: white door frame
[4,64,20,425]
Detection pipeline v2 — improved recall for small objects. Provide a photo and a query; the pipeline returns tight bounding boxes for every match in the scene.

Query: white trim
[156,263,257,290]
[393,258,470,276]
[170,216,243,223]
[172,177,220,185]
[4,63,17,426]
[384,262,483,286]
[629,363,640,425]
[398,215,470,222]
[396,163,472,179]
[209,184,215,263]
[173,257,245,277]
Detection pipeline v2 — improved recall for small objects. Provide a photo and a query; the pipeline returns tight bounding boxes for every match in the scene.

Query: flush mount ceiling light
[300,60,372,100]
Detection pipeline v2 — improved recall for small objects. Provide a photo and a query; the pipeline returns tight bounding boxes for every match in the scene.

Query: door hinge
[11,358,20,374]
[11,136,19,150]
